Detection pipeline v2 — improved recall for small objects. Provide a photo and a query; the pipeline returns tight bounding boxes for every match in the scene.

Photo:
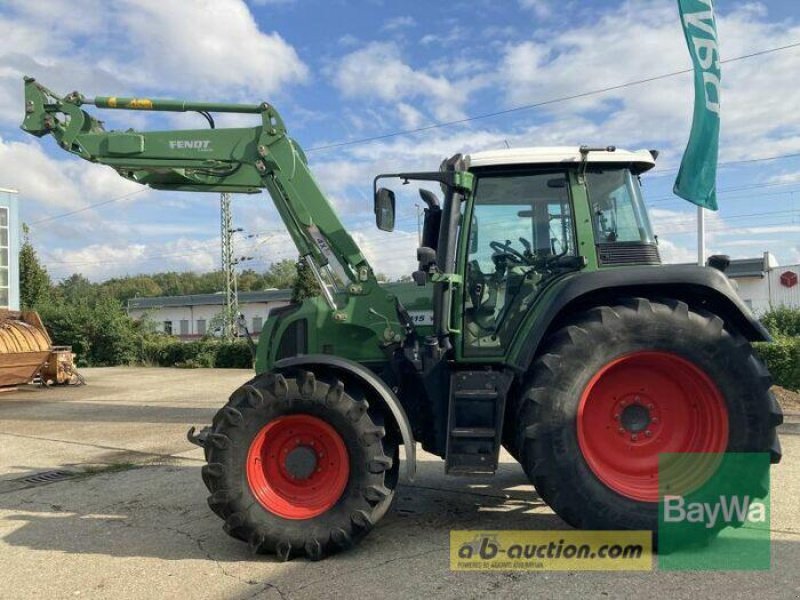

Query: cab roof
[464,146,657,173]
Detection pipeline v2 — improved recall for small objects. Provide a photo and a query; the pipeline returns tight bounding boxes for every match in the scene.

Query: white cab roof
[464,146,656,173]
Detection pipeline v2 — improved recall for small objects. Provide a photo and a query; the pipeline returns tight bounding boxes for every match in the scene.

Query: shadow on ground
[0,459,554,563]
[0,398,217,425]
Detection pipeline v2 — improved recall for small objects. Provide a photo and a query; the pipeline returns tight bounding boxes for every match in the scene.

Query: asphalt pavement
[0,367,797,600]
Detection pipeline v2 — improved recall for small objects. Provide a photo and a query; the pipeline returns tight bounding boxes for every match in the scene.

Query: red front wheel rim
[577,351,729,502]
[246,414,350,520]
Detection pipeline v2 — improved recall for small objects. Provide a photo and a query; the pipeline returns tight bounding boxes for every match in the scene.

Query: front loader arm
[21,77,373,290]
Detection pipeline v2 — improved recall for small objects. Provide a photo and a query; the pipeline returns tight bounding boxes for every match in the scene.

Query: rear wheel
[202,369,398,560]
[515,298,782,534]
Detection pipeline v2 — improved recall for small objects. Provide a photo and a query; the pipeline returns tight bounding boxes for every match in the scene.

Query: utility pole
[220,192,237,339]
[697,206,706,267]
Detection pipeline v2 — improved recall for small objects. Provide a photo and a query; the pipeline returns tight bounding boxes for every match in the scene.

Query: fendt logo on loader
[168,140,212,151]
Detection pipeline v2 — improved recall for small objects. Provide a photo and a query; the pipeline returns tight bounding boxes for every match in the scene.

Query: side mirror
[374,187,396,232]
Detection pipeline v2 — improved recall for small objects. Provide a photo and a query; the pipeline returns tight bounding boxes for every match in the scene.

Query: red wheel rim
[577,351,728,502]
[246,415,349,520]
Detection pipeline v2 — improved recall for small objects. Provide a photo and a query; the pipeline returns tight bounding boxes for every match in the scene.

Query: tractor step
[445,370,511,475]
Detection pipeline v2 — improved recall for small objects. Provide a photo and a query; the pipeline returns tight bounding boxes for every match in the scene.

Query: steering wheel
[489,240,527,264]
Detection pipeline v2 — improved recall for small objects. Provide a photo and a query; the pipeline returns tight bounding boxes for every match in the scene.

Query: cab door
[458,168,579,358]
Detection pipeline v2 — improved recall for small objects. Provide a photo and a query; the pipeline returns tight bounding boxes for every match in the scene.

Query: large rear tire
[202,369,398,560]
[515,298,782,534]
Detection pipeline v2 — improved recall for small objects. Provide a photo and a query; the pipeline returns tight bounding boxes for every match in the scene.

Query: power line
[28,188,149,225]
[648,151,800,177]
[660,220,800,236]
[306,41,800,152]
[653,208,800,228]
[647,179,800,203]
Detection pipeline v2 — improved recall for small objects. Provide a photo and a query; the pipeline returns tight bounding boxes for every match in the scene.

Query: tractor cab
[375,146,661,358]
[459,146,659,354]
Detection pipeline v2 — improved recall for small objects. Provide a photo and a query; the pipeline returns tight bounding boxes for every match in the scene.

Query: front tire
[515,298,782,534]
[202,369,398,560]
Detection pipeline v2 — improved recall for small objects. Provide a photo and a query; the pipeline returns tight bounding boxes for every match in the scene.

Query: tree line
[18,228,318,366]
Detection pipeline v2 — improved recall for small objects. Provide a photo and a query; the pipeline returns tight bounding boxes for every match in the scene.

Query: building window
[252,316,263,332]
[197,319,206,335]
[180,319,189,335]
[0,207,8,309]
[163,321,173,335]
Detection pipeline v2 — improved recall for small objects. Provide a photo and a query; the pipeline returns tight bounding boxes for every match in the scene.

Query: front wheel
[515,298,782,534]
[202,369,398,560]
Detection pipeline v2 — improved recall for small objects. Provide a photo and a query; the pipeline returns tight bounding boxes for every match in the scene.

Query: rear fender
[510,265,770,372]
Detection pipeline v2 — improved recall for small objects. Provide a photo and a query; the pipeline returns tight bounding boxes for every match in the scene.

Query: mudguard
[511,264,771,372]
[274,354,416,481]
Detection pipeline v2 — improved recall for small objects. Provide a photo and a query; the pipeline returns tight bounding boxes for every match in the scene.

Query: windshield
[585,167,655,244]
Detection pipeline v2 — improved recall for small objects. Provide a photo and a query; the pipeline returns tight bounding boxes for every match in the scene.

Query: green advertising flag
[674,0,721,211]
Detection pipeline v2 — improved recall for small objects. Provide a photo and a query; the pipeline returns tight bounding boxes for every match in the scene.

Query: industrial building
[726,252,800,315]
[127,289,292,339]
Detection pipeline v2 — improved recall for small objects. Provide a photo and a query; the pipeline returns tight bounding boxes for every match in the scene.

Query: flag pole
[697,205,706,266]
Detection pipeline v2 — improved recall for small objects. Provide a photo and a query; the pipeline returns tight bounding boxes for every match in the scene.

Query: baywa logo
[169,140,212,151]
[663,495,767,529]
[658,452,771,571]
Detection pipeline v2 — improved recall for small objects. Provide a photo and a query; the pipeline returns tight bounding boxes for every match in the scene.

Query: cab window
[463,170,577,355]
[585,167,655,244]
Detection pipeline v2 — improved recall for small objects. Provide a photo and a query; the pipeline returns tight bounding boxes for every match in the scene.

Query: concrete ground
[0,367,798,600]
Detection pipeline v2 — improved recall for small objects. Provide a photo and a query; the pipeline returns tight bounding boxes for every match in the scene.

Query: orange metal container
[0,310,52,387]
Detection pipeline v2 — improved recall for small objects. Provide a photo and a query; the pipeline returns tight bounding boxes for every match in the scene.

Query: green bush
[760,306,800,338]
[754,339,800,392]
[215,340,254,368]
[38,296,139,367]
[138,337,253,369]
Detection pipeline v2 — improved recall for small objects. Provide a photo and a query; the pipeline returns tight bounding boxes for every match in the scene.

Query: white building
[0,188,21,310]
[726,252,800,315]
[127,289,292,339]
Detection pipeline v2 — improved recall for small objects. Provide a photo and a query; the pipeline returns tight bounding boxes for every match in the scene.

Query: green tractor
[22,78,782,560]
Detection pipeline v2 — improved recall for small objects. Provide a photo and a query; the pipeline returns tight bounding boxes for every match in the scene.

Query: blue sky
[0,0,799,280]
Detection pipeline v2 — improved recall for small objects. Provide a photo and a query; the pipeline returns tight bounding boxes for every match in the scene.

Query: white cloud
[382,16,416,31]
[352,229,418,280]
[518,0,551,18]
[0,0,308,128]
[330,42,472,122]
[498,1,800,161]
[117,0,307,97]
[0,136,146,213]
[767,171,800,185]
[397,103,425,128]
[656,238,696,264]
[715,225,800,236]
[45,237,219,281]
